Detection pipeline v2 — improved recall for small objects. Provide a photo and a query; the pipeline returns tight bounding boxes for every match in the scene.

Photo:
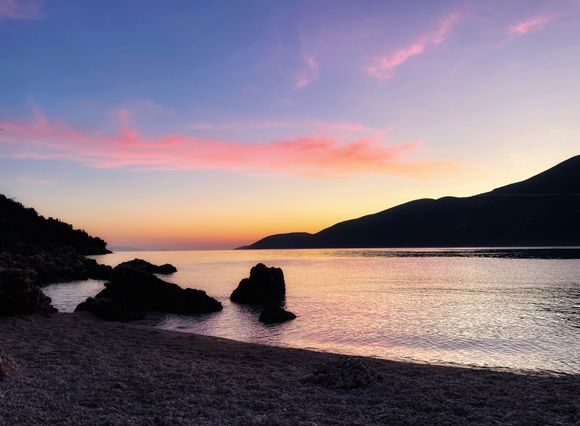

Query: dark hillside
[243,155,580,249]
[0,194,109,255]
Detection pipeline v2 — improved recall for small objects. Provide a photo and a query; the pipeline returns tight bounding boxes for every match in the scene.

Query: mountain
[241,155,580,249]
[0,194,110,255]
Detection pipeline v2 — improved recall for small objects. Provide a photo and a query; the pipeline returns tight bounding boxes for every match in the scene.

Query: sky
[1,0,579,249]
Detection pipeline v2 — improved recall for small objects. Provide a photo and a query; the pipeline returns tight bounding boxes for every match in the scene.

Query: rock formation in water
[0,269,57,316]
[76,261,222,320]
[75,297,144,322]
[116,258,177,274]
[259,305,296,324]
[230,263,286,304]
[241,155,580,249]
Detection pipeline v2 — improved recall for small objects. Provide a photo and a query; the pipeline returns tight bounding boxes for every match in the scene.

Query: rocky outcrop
[0,269,57,317]
[0,193,112,287]
[116,259,177,274]
[0,351,21,380]
[259,305,296,324]
[75,297,144,322]
[230,263,286,304]
[0,247,112,286]
[76,261,222,320]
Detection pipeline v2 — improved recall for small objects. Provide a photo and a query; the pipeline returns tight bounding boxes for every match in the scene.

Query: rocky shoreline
[0,248,111,286]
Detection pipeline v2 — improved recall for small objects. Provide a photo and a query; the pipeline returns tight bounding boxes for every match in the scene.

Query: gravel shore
[1,313,578,425]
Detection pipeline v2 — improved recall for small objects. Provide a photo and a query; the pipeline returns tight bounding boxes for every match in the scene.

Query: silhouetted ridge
[237,232,312,250]
[0,194,109,255]
[242,155,580,249]
[492,155,580,195]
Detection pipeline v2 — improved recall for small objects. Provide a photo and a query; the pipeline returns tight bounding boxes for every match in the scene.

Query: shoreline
[1,313,578,425]
[102,247,580,260]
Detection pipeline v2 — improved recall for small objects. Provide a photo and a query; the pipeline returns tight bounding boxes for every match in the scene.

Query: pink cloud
[294,55,319,89]
[0,111,452,178]
[507,14,556,37]
[367,12,462,81]
[0,0,42,20]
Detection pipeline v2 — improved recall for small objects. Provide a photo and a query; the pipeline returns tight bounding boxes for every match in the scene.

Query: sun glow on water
[45,249,580,374]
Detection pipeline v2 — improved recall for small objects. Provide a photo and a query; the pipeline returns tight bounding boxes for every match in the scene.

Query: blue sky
[1,0,579,248]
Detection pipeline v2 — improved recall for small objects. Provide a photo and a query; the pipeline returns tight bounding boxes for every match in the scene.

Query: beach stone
[259,305,296,324]
[116,258,177,274]
[230,263,286,304]
[0,268,57,317]
[0,351,21,380]
[90,264,222,314]
[75,297,144,322]
[302,358,382,390]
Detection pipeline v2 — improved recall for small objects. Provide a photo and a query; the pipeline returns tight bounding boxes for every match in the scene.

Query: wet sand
[1,313,578,425]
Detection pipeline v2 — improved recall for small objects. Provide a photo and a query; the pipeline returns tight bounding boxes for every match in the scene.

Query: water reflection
[45,249,580,374]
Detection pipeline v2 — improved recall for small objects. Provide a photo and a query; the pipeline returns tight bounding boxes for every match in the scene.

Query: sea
[44,249,580,374]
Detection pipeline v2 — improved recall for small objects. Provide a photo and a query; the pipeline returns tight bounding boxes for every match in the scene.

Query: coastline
[1,313,578,425]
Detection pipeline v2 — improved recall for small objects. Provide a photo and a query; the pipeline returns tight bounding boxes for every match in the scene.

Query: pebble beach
[1,313,578,425]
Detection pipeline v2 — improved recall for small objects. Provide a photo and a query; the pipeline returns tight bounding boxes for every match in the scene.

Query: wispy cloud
[0,0,42,20]
[507,14,557,37]
[367,11,463,81]
[294,54,320,89]
[0,110,452,178]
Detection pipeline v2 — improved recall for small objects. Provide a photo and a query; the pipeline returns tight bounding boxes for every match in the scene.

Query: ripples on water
[44,249,580,374]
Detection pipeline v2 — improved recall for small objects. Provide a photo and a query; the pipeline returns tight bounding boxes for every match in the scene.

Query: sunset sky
[1,0,579,249]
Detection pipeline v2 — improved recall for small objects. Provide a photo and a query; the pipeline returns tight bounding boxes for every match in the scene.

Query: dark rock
[259,305,296,324]
[117,258,177,274]
[230,263,285,304]
[157,263,178,274]
[92,264,222,315]
[0,248,112,286]
[75,297,144,322]
[301,358,383,390]
[0,268,57,316]
[0,351,21,380]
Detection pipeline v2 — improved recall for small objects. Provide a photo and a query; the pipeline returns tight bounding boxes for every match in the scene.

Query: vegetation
[0,194,109,255]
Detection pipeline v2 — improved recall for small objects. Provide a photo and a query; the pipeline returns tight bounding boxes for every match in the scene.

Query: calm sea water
[44,249,580,374]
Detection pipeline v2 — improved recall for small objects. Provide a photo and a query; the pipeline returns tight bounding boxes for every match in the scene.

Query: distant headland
[240,155,580,249]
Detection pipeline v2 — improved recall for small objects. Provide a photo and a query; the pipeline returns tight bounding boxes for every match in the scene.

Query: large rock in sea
[0,268,57,317]
[116,258,177,274]
[75,297,144,322]
[79,261,222,318]
[230,263,286,304]
[259,305,296,324]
